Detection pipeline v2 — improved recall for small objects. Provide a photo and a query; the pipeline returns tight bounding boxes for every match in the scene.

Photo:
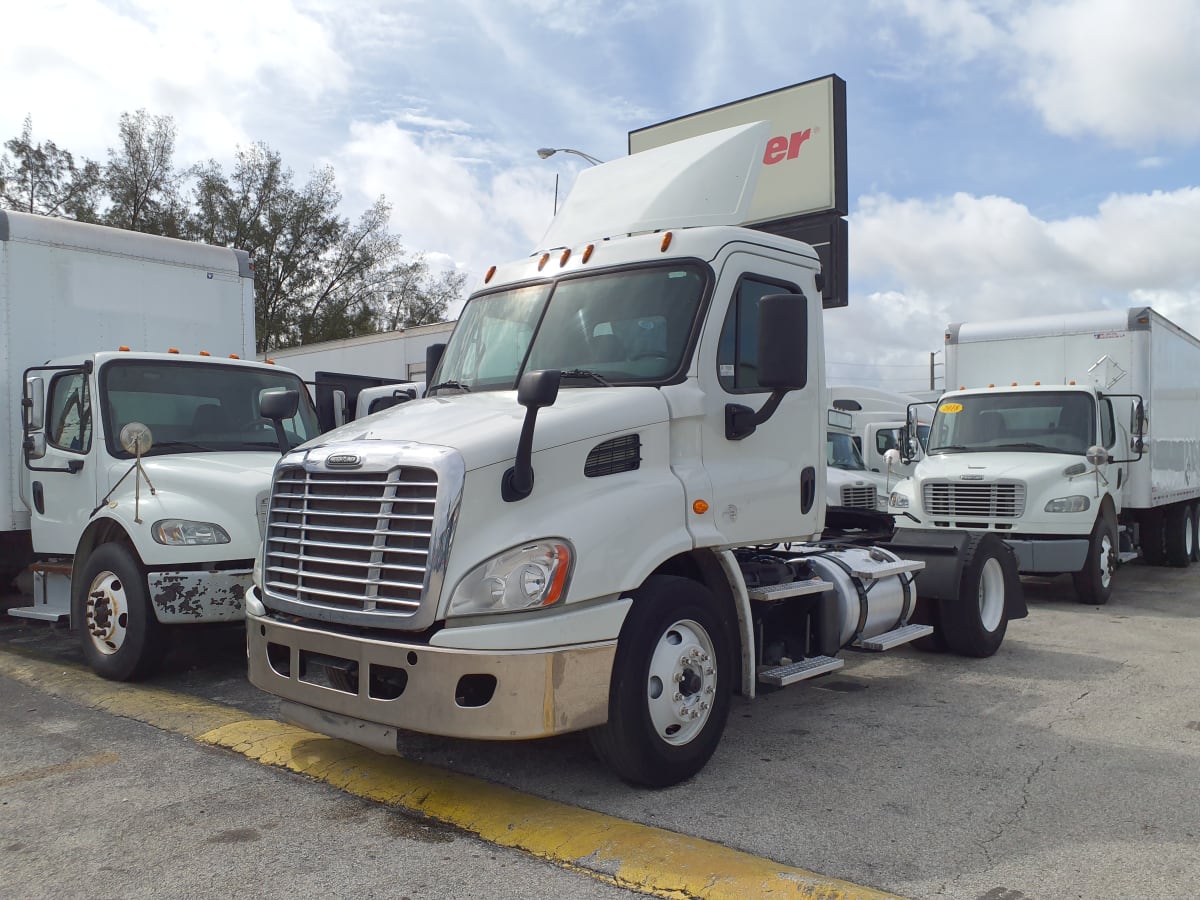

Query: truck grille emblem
[326,453,362,468]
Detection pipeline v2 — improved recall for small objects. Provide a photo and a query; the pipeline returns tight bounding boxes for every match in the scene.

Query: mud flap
[880,529,1027,623]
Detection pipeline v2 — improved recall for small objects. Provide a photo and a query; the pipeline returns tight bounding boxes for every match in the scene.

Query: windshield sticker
[939,402,964,414]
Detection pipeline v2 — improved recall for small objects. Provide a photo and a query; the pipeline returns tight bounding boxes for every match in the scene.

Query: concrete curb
[0,649,904,900]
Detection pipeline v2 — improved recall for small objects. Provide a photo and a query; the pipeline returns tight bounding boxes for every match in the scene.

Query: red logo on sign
[763,129,813,165]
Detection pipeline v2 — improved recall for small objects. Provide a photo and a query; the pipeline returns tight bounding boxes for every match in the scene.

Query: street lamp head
[535,147,604,166]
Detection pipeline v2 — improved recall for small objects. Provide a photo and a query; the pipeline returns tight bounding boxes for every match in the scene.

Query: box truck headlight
[1045,495,1091,513]
[152,519,231,545]
[889,491,910,509]
[449,540,573,617]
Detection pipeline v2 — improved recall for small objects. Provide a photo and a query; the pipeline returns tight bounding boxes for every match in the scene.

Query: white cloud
[829,186,1200,388]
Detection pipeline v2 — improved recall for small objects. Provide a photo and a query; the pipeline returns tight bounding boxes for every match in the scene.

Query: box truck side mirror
[260,389,300,454]
[23,376,45,432]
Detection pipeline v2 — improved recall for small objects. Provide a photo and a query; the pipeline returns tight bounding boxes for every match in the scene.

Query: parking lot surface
[3,563,1199,899]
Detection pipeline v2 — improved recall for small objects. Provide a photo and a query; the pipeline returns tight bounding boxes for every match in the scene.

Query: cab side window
[716,275,800,393]
[1101,398,1116,449]
[47,371,92,453]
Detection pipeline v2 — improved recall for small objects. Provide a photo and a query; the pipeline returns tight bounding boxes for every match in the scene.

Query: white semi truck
[890,307,1200,605]
[1,210,320,679]
[244,123,1025,786]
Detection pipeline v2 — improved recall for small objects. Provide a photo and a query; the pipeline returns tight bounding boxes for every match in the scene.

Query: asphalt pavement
[3,561,1199,899]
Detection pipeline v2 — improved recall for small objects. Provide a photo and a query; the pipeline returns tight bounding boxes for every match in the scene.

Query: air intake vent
[839,484,878,509]
[922,481,1026,518]
[585,434,641,477]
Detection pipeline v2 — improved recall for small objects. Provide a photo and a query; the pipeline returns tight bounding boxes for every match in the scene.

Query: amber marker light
[538,253,550,270]
[692,499,709,515]
[484,265,496,283]
[265,359,275,365]
[168,347,180,354]
[560,248,571,266]
[660,232,673,252]
[118,345,131,352]
[582,244,594,263]
[199,350,211,356]
[229,354,240,359]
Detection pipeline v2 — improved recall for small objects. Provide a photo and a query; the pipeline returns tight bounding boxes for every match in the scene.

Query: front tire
[939,533,1013,658]
[73,544,166,681]
[588,575,734,788]
[1073,513,1117,605]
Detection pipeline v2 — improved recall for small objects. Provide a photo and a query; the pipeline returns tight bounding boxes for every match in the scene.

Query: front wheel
[73,544,166,681]
[940,533,1014,658]
[588,575,735,787]
[1072,514,1117,605]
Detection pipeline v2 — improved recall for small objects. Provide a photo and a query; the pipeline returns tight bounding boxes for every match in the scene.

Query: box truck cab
[825,408,889,511]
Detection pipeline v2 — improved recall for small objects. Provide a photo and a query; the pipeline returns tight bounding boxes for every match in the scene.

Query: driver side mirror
[23,376,45,432]
[260,389,300,455]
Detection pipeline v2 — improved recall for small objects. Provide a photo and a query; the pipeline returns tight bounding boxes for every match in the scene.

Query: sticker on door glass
[939,402,964,413]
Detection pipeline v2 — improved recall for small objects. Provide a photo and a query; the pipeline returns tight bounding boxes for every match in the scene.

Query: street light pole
[536,147,605,166]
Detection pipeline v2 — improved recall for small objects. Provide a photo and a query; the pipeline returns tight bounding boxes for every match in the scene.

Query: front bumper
[246,601,616,742]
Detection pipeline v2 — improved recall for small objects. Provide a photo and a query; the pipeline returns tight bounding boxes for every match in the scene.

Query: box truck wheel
[588,575,734,787]
[1190,504,1200,563]
[73,544,166,681]
[1073,514,1117,605]
[939,534,1012,658]
[1164,503,1193,568]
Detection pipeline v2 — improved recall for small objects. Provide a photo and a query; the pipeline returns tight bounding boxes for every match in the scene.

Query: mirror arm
[725,390,787,441]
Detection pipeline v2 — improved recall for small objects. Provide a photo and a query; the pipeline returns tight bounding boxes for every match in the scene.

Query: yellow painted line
[0,648,904,900]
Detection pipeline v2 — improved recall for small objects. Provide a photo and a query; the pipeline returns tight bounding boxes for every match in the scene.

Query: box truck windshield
[929,391,1096,455]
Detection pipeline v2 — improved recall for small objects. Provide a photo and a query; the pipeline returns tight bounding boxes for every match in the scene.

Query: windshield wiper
[427,380,471,394]
[992,442,1061,452]
[149,440,218,452]
[928,444,972,454]
[560,369,612,386]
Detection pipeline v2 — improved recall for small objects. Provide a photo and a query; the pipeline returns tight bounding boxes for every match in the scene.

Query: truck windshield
[430,263,708,393]
[827,432,868,471]
[100,360,321,458]
[928,391,1094,455]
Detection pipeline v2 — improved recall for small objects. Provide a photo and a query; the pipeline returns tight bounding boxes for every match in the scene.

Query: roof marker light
[582,244,594,263]
[660,232,673,253]
[988,383,994,388]
[265,359,275,365]
[199,350,211,356]
[229,354,240,359]
[168,347,180,354]
[1011,382,1017,386]
[559,248,571,266]
[118,345,131,352]
[484,265,496,284]
[538,253,550,271]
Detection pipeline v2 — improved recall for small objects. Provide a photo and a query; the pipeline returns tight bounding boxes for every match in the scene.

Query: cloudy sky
[6,0,1200,393]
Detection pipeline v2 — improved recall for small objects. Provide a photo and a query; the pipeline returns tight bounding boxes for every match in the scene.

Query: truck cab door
[695,256,823,545]
[24,367,99,555]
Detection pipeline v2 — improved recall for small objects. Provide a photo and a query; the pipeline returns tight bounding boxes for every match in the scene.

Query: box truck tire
[939,533,1013,658]
[588,575,734,788]
[1190,505,1200,563]
[73,544,167,681]
[1072,513,1117,605]
[1164,503,1193,568]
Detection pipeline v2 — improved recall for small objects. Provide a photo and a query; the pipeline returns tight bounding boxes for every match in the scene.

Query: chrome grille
[264,465,437,617]
[922,481,1026,518]
[839,485,878,509]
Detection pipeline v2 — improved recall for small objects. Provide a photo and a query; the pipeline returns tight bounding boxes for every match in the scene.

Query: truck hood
[305,388,672,471]
[917,451,1081,481]
[108,451,280,496]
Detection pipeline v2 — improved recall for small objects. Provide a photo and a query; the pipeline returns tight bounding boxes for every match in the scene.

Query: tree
[0,116,101,220]
[104,109,185,236]
[190,147,462,352]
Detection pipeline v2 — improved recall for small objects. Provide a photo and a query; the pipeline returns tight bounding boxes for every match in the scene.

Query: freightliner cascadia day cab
[1,210,320,679]
[245,123,1026,786]
[890,307,1200,605]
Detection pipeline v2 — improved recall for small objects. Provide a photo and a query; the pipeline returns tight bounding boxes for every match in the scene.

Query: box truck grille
[839,485,878,509]
[264,466,437,617]
[922,481,1026,518]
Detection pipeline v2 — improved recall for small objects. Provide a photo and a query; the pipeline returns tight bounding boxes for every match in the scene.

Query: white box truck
[243,123,1025,786]
[1,210,321,679]
[889,307,1200,605]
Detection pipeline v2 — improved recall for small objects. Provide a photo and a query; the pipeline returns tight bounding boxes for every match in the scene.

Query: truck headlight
[448,540,573,617]
[889,492,910,509]
[1045,495,1091,513]
[152,519,231,545]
